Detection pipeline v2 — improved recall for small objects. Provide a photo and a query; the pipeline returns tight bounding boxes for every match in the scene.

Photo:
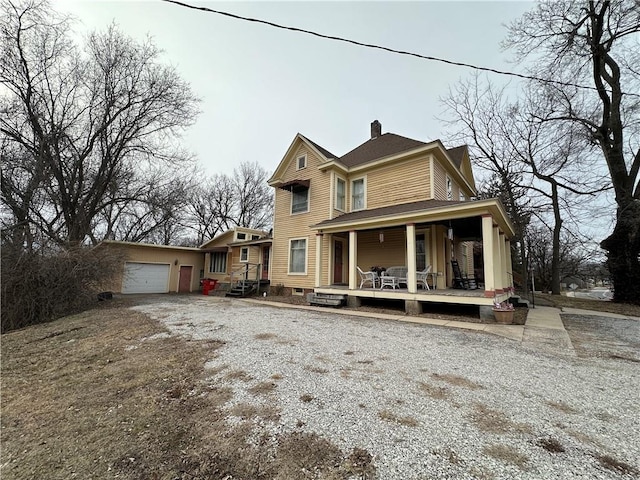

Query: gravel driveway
[133,296,639,480]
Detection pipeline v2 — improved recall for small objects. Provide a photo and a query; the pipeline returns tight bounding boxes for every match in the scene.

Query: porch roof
[311,198,515,237]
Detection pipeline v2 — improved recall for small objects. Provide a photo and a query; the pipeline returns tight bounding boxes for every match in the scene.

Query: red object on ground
[201,278,218,295]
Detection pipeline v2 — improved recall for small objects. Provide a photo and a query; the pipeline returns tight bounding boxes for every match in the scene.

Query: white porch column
[493,226,502,294]
[499,232,507,292]
[406,223,417,293]
[326,233,333,285]
[431,227,439,289]
[481,215,495,297]
[315,233,323,288]
[505,238,513,291]
[348,230,357,290]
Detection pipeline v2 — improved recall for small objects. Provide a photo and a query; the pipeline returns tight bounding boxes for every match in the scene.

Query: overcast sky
[55,0,534,177]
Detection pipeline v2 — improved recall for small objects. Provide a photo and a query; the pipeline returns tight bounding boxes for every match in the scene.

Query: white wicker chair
[357,266,378,288]
[417,265,432,290]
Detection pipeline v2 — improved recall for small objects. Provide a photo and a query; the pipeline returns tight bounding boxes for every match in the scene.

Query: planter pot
[493,309,514,324]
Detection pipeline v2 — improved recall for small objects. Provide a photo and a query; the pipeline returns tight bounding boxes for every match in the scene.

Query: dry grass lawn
[1,299,374,480]
[535,293,640,317]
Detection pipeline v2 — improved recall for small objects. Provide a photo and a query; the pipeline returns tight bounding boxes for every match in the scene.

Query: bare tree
[442,76,608,294]
[0,0,199,247]
[505,0,640,303]
[186,161,273,244]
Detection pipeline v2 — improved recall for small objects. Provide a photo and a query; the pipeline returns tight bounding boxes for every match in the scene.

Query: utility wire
[162,0,638,98]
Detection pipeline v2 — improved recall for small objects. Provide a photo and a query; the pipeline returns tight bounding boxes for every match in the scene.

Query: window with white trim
[336,177,346,211]
[240,247,249,262]
[210,252,227,273]
[236,232,246,240]
[446,175,453,200]
[291,185,309,214]
[460,191,466,201]
[297,155,307,170]
[351,178,365,211]
[416,232,431,271]
[251,234,260,240]
[289,238,307,274]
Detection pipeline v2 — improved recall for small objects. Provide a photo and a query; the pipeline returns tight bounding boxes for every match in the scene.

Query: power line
[162,0,638,98]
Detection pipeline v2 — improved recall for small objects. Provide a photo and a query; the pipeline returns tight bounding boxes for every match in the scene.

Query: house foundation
[405,299,423,315]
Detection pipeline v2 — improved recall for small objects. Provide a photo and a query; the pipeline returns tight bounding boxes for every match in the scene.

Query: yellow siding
[433,158,447,200]
[271,144,331,289]
[356,229,407,275]
[365,156,431,209]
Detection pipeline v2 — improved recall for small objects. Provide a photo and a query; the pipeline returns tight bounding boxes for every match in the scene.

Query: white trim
[350,176,367,211]
[446,174,453,201]
[429,156,435,199]
[287,237,308,275]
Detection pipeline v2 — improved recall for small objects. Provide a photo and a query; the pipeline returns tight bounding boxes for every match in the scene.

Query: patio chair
[357,266,378,288]
[417,265,432,290]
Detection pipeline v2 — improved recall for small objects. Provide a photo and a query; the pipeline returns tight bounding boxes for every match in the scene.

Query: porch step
[307,293,347,307]
[509,296,530,308]
[226,280,258,298]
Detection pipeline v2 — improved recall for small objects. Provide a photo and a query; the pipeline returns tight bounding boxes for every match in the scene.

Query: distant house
[267,120,515,312]
[200,227,272,285]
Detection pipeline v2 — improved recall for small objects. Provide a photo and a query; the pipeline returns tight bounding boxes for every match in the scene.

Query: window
[291,185,309,214]
[210,252,227,273]
[351,178,365,211]
[236,232,246,240]
[289,238,307,274]
[297,155,307,170]
[251,234,260,240]
[460,191,466,201]
[240,247,248,262]
[336,177,345,211]
[416,233,430,271]
[446,175,453,200]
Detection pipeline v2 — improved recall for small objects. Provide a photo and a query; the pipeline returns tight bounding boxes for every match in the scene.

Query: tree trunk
[550,182,562,295]
[601,200,640,305]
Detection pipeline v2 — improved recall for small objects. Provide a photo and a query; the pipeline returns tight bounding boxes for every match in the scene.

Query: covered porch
[310,199,515,311]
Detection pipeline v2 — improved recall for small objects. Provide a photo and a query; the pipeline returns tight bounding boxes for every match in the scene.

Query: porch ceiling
[311,198,514,237]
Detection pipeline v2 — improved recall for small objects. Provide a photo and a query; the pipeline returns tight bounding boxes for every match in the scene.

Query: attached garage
[122,262,170,294]
[98,240,205,294]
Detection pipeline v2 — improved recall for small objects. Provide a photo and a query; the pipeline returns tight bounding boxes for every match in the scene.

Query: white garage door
[122,262,170,294]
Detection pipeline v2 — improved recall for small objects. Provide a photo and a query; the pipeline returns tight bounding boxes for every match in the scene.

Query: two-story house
[268,120,515,314]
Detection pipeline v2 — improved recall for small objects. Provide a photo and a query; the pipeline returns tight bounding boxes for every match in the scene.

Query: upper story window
[351,178,365,211]
[251,234,260,240]
[446,175,453,201]
[459,191,466,201]
[296,155,307,170]
[236,232,246,240]
[336,177,346,211]
[291,185,309,214]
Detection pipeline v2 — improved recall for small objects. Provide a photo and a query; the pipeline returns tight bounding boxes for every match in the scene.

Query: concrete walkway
[242,299,579,355]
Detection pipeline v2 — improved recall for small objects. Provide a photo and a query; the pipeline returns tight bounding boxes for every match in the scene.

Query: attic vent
[371,120,381,139]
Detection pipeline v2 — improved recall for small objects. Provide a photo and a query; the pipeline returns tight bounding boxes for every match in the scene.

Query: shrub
[1,243,123,332]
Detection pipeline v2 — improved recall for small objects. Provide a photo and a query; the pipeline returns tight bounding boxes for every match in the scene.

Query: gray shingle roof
[338,133,427,168]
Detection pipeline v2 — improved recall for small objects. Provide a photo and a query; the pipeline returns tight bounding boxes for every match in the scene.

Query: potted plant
[492,300,515,324]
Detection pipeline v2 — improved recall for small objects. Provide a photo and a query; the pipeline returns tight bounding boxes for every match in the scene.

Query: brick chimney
[371,120,381,139]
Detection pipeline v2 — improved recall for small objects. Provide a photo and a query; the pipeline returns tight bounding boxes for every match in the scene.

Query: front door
[262,246,270,280]
[178,266,192,293]
[334,240,343,284]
